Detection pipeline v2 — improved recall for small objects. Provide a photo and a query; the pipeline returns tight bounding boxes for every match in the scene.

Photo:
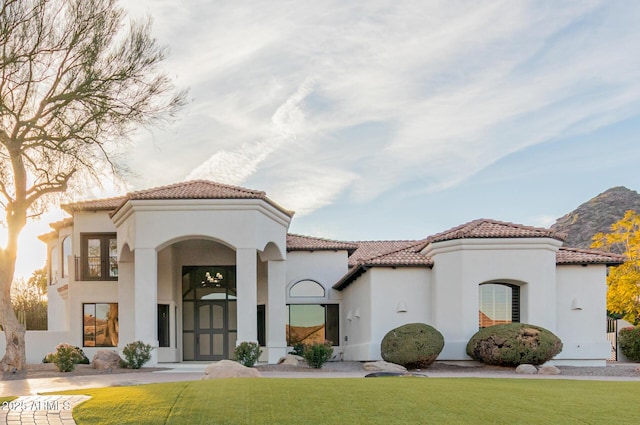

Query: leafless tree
[0,0,186,370]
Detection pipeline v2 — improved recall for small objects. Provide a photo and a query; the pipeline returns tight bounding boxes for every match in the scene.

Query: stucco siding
[553,264,609,365]
[341,271,372,360]
[369,267,431,360]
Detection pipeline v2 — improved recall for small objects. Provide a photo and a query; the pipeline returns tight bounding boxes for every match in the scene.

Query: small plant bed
[1,363,168,381]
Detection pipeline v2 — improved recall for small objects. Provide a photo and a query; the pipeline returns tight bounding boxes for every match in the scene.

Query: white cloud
[119,0,640,215]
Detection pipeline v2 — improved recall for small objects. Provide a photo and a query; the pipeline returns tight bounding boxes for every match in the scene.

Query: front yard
[57,377,640,424]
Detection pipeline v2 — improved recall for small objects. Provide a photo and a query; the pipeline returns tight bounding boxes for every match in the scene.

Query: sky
[8,0,640,280]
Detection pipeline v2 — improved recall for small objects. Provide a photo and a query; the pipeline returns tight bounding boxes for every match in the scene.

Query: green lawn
[54,378,640,425]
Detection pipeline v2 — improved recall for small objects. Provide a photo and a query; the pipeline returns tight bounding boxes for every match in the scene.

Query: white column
[236,248,258,344]
[134,248,158,365]
[117,260,135,346]
[267,260,287,363]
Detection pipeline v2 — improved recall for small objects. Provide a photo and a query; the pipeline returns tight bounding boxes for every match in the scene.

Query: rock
[278,354,303,366]
[538,365,561,375]
[363,360,407,373]
[364,372,411,378]
[515,364,538,374]
[92,350,122,370]
[201,360,262,379]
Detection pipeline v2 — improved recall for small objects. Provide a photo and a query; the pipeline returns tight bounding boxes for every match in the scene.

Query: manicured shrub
[303,341,334,368]
[42,352,56,363]
[122,341,153,369]
[234,341,263,367]
[466,323,563,366]
[52,343,88,372]
[381,323,444,369]
[44,345,89,364]
[618,326,640,362]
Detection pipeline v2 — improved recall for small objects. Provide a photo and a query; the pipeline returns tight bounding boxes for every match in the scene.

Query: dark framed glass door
[196,301,227,360]
[182,265,237,361]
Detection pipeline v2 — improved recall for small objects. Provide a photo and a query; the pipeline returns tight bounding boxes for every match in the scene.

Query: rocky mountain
[551,186,640,248]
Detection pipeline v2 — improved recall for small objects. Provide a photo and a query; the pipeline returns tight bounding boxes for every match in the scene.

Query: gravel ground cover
[2,360,638,381]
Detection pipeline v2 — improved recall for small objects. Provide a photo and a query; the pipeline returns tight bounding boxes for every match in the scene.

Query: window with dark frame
[158,304,170,348]
[61,236,71,278]
[83,303,119,347]
[479,283,520,328]
[286,304,339,346]
[257,305,266,347]
[80,233,118,281]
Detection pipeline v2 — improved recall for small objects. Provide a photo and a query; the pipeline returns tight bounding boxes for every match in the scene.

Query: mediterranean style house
[9,180,625,366]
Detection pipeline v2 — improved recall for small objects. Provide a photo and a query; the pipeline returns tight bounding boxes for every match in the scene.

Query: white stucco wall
[341,267,432,361]
[425,238,561,361]
[0,331,70,364]
[285,251,349,294]
[553,264,609,365]
[370,268,432,359]
[341,271,372,360]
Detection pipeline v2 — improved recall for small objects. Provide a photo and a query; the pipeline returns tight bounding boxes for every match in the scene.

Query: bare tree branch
[0,0,187,370]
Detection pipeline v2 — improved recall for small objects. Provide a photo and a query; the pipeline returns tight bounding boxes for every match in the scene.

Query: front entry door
[195,301,227,361]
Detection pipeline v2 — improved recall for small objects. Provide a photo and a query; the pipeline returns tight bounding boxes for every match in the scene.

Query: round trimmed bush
[618,326,640,362]
[381,323,444,369]
[466,323,563,366]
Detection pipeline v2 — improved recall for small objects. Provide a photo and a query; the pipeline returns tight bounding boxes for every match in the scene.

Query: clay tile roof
[37,230,58,242]
[556,247,625,266]
[129,180,263,200]
[335,240,433,290]
[125,180,294,216]
[348,240,426,267]
[428,218,566,243]
[287,234,358,254]
[50,217,74,230]
[61,196,128,214]
[61,180,293,217]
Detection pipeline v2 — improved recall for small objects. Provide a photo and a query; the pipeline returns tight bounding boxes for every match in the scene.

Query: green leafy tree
[0,0,185,370]
[11,272,48,330]
[592,210,640,324]
[28,267,47,294]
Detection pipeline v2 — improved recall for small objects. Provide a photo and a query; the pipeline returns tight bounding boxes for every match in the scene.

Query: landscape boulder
[92,350,123,370]
[515,364,538,375]
[202,360,262,379]
[278,354,303,366]
[538,365,561,375]
[363,360,408,373]
[381,323,445,369]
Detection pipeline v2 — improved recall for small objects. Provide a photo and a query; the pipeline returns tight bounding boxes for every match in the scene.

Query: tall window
[81,234,118,280]
[286,280,339,346]
[49,245,59,284]
[61,236,71,278]
[158,304,170,348]
[83,303,118,347]
[479,283,520,328]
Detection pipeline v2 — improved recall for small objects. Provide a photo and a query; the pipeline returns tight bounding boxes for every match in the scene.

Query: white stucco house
[9,180,624,366]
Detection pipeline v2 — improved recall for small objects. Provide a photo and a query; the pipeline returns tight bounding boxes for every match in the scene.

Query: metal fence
[607,317,617,361]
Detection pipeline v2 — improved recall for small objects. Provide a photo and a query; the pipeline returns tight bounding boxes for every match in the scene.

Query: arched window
[49,245,59,285]
[479,283,520,328]
[286,280,338,347]
[61,236,71,278]
[289,280,325,298]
